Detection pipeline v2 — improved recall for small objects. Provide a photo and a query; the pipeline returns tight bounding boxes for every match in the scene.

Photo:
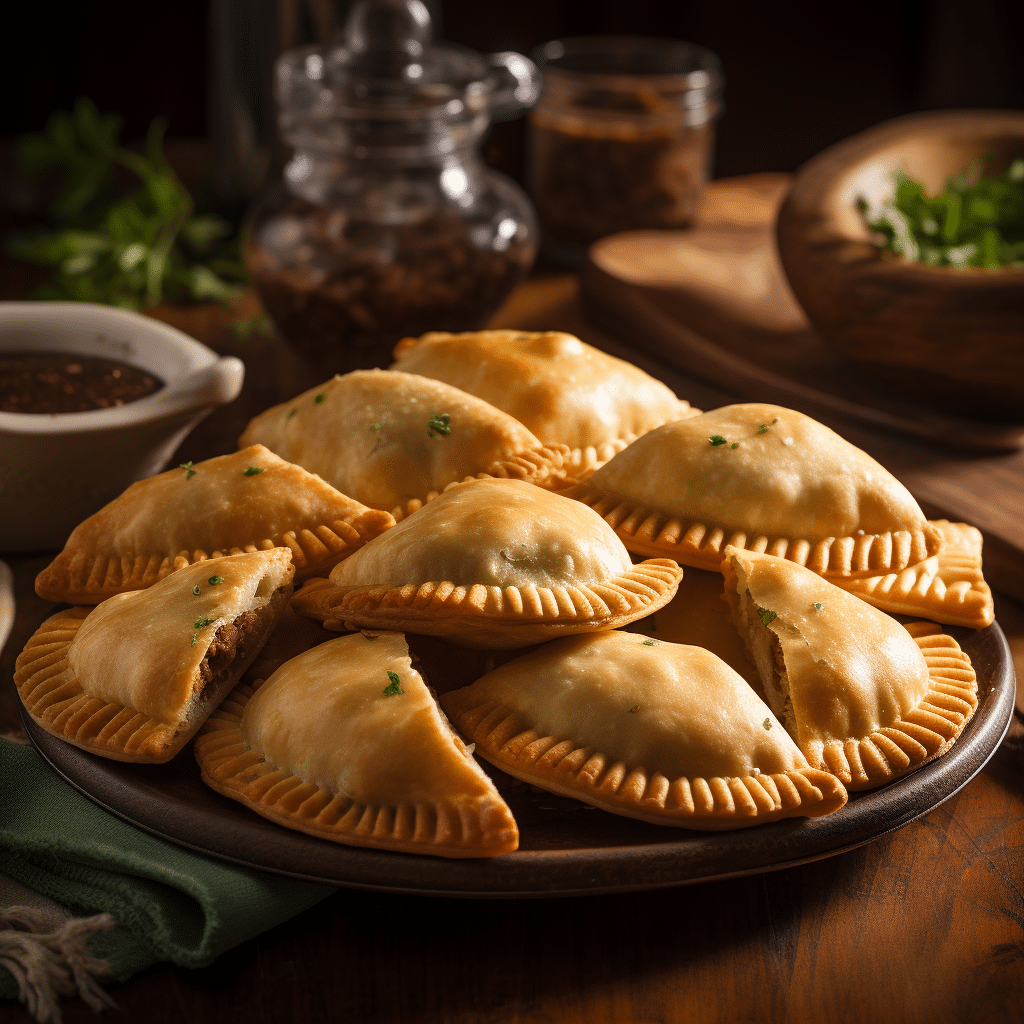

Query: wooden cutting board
[584,174,1024,452]
[492,176,1024,604]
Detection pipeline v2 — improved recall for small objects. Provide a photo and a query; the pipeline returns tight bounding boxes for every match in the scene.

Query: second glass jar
[529,36,724,266]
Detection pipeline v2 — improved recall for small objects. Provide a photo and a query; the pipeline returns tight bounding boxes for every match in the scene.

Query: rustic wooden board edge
[580,258,1024,453]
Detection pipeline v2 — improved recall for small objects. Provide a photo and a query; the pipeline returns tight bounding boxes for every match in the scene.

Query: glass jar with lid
[529,36,724,266]
[247,0,540,372]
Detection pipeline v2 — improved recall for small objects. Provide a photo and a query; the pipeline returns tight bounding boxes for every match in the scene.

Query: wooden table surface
[2,275,1023,1024]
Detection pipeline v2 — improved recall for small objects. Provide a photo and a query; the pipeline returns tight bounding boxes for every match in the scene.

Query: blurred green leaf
[186,266,245,302]
[181,215,233,252]
[6,100,248,308]
[117,242,148,272]
[230,313,274,338]
[72,97,120,157]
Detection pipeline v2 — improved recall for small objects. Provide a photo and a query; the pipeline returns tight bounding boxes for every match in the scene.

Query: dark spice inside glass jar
[248,5,540,375]
[529,36,723,263]
[248,199,532,374]
[530,110,714,246]
[0,352,163,414]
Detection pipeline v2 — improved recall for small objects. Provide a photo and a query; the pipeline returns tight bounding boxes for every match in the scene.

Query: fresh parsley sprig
[6,98,247,309]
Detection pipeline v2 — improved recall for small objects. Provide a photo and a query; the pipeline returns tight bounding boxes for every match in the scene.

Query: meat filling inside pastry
[195,631,519,857]
[238,369,570,519]
[722,547,978,790]
[391,329,699,474]
[35,444,395,603]
[567,402,942,577]
[15,549,295,763]
[441,630,848,830]
[291,478,684,648]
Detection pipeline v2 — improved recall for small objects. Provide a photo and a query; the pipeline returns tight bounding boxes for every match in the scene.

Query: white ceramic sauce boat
[0,302,244,553]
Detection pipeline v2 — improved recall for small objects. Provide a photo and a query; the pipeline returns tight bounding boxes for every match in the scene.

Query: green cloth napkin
[0,736,334,998]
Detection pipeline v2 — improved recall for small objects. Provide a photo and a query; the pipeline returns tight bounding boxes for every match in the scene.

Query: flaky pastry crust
[441,631,847,829]
[722,547,977,790]
[291,479,684,648]
[15,550,294,763]
[567,404,942,577]
[194,632,519,857]
[830,520,994,629]
[238,369,571,519]
[35,445,394,604]
[391,329,699,475]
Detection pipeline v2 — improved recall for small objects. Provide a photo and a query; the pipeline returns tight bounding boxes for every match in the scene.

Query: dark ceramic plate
[19,622,1014,898]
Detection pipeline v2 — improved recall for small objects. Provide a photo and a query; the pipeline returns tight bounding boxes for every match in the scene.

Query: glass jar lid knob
[343,0,432,67]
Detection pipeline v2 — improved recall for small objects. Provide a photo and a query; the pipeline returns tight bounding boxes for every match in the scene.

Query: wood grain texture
[9,746,1022,1024]
[580,179,1024,605]
[775,110,1024,419]
[586,173,1024,450]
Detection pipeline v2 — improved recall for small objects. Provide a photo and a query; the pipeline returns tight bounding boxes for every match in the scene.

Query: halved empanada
[238,370,570,520]
[567,403,942,577]
[194,631,519,858]
[441,630,847,830]
[722,547,978,790]
[15,549,294,763]
[291,478,684,649]
[831,520,994,629]
[35,445,395,604]
[391,329,699,475]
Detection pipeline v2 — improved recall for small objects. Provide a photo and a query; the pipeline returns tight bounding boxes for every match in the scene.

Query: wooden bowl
[776,110,1024,421]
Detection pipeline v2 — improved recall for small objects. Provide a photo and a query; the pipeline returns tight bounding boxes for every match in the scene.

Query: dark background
[1,0,1021,189]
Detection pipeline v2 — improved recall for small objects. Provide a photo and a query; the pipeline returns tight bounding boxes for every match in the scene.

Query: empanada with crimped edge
[831,520,994,629]
[566,403,942,577]
[35,444,395,604]
[722,547,978,790]
[194,631,519,858]
[238,369,571,520]
[15,549,294,763]
[391,329,699,476]
[290,478,684,649]
[440,630,848,830]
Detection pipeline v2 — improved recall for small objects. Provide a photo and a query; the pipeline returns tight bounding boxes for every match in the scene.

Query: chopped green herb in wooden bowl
[857,158,1024,269]
[777,110,1024,420]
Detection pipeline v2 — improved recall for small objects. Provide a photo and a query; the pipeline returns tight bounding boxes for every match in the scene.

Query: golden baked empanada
[391,329,699,475]
[831,520,994,629]
[624,566,761,692]
[291,478,684,648]
[441,630,848,830]
[194,631,519,858]
[722,547,978,790]
[35,445,395,604]
[568,403,942,577]
[238,369,569,519]
[15,549,294,763]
